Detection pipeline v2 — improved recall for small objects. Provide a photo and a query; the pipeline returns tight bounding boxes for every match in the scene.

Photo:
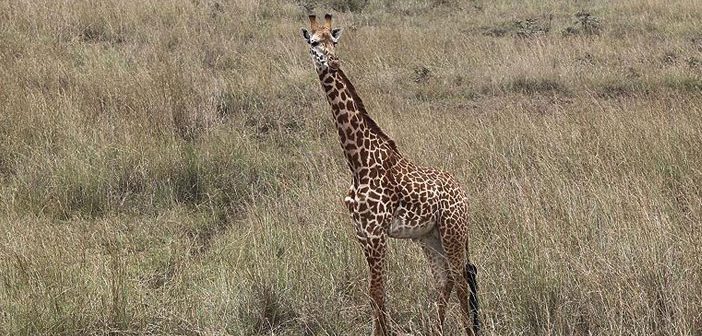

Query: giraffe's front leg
[355,219,389,336]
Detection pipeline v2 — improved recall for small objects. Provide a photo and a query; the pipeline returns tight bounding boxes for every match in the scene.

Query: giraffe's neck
[317,68,400,176]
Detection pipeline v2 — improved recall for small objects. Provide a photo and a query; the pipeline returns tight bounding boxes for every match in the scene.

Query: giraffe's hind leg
[439,220,478,336]
[443,242,474,335]
[417,230,452,335]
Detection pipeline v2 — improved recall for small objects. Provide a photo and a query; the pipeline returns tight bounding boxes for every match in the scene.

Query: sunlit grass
[1,0,701,334]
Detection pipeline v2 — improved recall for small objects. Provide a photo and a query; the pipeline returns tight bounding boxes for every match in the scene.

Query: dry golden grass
[1,0,702,334]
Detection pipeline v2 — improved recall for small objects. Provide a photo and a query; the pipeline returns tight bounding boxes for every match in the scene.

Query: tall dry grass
[1,0,701,334]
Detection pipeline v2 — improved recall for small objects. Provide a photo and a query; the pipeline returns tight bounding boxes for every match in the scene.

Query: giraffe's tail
[465,262,480,335]
[464,201,480,335]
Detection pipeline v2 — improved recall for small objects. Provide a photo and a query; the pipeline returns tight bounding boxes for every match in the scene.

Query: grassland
[1,0,701,334]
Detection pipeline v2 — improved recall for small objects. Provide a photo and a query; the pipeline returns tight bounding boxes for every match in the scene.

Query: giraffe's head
[301,13,343,72]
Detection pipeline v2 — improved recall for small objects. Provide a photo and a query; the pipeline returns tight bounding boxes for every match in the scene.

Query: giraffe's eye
[311,41,320,47]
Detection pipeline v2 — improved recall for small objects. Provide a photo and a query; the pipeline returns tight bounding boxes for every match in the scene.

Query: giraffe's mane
[335,68,399,154]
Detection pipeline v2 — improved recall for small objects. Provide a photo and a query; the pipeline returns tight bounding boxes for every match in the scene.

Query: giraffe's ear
[331,28,343,43]
[301,28,311,43]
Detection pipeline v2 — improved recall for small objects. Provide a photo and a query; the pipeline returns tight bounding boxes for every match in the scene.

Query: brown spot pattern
[309,33,479,335]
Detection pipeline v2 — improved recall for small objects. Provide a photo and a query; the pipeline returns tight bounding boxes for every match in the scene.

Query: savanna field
[1,0,702,334]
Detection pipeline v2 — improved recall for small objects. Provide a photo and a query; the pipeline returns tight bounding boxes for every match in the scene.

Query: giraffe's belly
[387,203,436,239]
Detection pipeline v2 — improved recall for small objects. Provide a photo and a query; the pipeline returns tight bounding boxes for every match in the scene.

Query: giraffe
[301,14,480,335]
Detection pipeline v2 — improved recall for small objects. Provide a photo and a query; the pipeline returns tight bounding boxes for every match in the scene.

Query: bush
[562,11,602,36]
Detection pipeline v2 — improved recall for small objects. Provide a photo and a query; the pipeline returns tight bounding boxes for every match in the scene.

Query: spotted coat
[302,14,480,336]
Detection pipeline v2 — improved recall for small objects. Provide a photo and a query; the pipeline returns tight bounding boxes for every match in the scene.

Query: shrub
[563,11,602,36]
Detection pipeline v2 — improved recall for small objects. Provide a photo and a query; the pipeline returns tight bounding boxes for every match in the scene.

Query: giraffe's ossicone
[301,13,481,336]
